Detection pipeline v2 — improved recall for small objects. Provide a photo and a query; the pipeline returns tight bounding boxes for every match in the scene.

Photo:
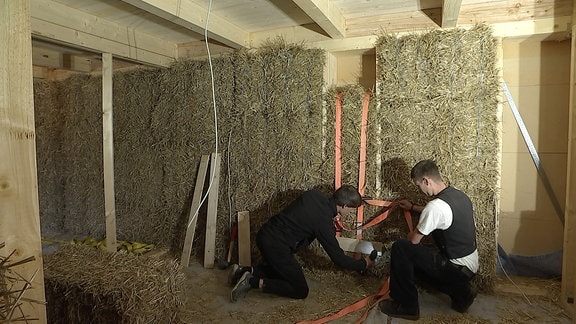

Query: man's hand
[363,254,374,268]
[398,199,412,210]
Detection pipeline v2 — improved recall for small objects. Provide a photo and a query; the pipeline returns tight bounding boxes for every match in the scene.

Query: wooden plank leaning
[237,211,251,266]
[203,153,221,268]
[181,155,210,268]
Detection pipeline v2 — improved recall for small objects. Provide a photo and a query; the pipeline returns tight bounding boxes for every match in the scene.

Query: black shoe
[452,287,477,313]
[227,264,252,286]
[378,299,419,321]
[230,271,252,302]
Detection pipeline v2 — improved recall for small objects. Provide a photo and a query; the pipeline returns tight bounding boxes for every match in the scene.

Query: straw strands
[35,25,499,291]
[43,244,184,323]
[34,39,327,265]
[375,25,500,289]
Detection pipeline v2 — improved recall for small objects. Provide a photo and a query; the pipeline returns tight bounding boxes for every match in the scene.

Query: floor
[179,261,572,324]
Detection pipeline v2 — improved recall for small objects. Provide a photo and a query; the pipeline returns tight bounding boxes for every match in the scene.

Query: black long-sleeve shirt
[259,189,366,272]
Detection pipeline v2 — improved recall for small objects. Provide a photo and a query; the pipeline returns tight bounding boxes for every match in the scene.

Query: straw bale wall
[35,26,499,289]
[374,25,500,289]
[34,40,327,263]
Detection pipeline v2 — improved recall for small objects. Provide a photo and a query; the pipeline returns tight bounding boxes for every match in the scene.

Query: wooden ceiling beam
[30,0,176,67]
[441,0,462,28]
[120,0,249,49]
[302,17,572,53]
[291,0,346,39]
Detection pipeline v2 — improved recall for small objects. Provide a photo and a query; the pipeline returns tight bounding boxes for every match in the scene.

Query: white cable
[497,252,533,305]
[186,0,219,232]
[227,129,233,229]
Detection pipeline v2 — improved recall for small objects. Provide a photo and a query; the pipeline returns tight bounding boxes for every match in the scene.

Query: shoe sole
[230,272,251,302]
[227,264,240,286]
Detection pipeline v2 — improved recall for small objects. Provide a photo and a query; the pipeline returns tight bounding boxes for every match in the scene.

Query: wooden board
[102,52,117,253]
[203,153,221,268]
[0,0,46,321]
[237,211,251,266]
[561,4,576,318]
[181,155,209,267]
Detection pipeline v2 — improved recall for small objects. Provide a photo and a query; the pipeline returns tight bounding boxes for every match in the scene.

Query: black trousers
[254,229,309,299]
[389,239,474,309]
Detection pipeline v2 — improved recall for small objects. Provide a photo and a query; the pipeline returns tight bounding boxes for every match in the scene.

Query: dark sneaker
[378,299,419,321]
[230,271,252,302]
[452,287,477,313]
[227,264,252,286]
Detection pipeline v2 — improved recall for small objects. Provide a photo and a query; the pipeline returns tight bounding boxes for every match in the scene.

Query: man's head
[410,159,445,196]
[333,185,362,218]
[333,185,362,208]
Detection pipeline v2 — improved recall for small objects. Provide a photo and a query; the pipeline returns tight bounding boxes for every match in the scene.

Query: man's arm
[407,229,425,244]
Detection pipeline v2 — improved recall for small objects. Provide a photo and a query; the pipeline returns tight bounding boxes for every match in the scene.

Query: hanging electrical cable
[186,0,220,232]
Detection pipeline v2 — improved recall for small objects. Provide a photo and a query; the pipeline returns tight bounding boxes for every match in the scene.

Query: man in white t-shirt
[378,159,478,321]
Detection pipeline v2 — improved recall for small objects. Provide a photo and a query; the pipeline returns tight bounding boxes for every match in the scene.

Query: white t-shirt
[417,198,479,273]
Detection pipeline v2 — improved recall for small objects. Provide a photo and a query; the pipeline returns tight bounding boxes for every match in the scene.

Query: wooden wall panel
[499,39,570,255]
[561,4,576,318]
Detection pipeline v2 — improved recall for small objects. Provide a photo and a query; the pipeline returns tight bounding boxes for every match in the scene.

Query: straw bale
[227,39,327,213]
[43,244,184,323]
[34,80,66,234]
[58,75,106,237]
[375,25,500,290]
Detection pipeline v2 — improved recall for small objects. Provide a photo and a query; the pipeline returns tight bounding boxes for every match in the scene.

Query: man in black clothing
[229,185,374,302]
[379,159,478,320]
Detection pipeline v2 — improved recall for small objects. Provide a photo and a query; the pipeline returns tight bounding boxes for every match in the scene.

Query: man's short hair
[411,159,442,181]
[333,185,362,208]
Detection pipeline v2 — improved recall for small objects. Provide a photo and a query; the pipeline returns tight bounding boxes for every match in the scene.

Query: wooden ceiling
[30,0,573,74]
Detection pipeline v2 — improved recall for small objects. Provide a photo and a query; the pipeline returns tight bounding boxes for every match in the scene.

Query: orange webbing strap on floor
[353,277,391,324]
[355,92,370,241]
[296,277,390,324]
[303,204,415,324]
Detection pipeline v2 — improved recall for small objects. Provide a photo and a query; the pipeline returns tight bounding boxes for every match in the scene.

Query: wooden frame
[561,4,576,318]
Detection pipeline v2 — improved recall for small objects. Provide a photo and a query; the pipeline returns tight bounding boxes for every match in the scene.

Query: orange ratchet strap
[334,92,343,190]
[355,92,370,240]
[334,92,343,237]
[299,205,414,324]
[297,277,391,324]
[335,200,413,234]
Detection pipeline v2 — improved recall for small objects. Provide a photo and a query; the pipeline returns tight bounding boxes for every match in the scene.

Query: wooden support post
[203,153,221,269]
[0,0,47,321]
[237,211,251,266]
[562,4,576,318]
[102,52,117,253]
[181,155,210,267]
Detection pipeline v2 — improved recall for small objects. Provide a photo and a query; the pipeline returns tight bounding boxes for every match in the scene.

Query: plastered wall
[499,38,570,255]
